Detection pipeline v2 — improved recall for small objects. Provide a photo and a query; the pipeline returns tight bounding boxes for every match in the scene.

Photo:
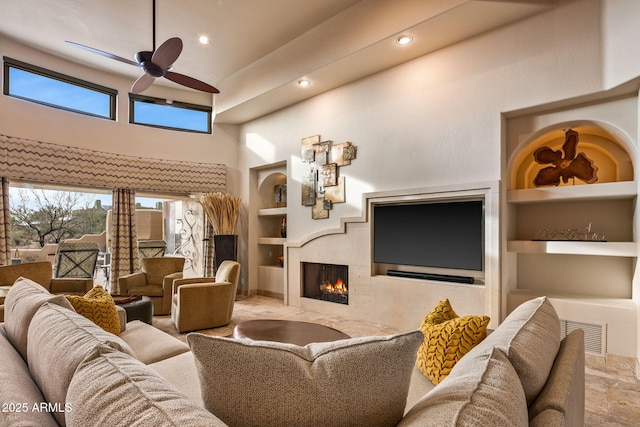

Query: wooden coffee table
[233,319,350,346]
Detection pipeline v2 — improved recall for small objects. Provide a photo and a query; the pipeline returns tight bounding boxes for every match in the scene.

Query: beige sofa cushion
[187,331,423,427]
[530,409,565,426]
[148,351,203,405]
[27,303,136,426]
[188,330,423,427]
[3,277,75,361]
[119,320,190,364]
[66,345,225,427]
[0,325,58,427]
[399,347,528,426]
[471,296,560,403]
[529,328,585,425]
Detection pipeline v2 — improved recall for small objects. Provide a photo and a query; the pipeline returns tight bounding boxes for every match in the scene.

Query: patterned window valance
[0,134,226,194]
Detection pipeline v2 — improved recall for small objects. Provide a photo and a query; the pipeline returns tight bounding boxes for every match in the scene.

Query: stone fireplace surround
[285,181,500,332]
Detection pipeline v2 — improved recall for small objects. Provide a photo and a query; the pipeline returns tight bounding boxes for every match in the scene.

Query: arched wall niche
[508,120,635,190]
[258,172,286,209]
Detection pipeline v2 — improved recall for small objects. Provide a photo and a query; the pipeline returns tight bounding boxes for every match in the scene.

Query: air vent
[560,319,606,356]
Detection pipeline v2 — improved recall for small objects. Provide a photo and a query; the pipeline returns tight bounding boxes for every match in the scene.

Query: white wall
[237,0,640,354]
[239,0,614,244]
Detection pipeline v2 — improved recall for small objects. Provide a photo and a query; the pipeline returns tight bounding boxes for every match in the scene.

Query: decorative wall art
[301,135,357,219]
[273,184,287,207]
[533,129,598,187]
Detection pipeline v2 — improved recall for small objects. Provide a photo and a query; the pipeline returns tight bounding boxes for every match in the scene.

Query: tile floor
[152,295,640,426]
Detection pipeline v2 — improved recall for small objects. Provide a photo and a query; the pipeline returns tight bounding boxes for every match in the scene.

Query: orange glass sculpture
[533,129,598,187]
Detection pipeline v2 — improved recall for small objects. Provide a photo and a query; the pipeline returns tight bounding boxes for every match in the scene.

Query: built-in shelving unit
[248,161,287,299]
[504,102,639,357]
[507,181,637,259]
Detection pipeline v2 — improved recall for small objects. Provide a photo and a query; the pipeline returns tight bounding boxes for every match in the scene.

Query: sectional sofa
[0,277,584,426]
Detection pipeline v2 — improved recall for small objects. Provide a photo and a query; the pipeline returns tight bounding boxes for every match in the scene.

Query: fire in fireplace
[302,262,348,305]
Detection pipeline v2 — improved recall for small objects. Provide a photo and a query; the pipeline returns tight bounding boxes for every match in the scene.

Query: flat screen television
[373,199,484,272]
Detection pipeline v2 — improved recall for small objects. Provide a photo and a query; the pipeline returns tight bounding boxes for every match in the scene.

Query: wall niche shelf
[504,109,638,357]
[507,181,636,203]
[258,207,287,216]
[249,161,287,299]
[507,240,636,257]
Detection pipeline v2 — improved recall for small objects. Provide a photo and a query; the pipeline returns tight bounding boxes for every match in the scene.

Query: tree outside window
[10,189,108,249]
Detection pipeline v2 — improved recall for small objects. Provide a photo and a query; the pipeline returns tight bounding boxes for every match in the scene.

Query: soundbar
[386,270,474,284]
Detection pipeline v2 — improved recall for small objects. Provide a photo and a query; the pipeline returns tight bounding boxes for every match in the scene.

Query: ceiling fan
[66,0,219,95]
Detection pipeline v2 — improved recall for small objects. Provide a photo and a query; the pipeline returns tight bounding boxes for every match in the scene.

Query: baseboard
[256,289,284,300]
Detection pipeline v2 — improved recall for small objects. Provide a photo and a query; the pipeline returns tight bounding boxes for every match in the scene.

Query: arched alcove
[249,161,287,300]
[508,121,635,190]
[258,172,287,209]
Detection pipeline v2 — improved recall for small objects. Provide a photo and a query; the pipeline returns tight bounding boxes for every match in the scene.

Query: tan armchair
[118,257,184,315]
[0,261,93,295]
[0,261,94,322]
[171,260,241,333]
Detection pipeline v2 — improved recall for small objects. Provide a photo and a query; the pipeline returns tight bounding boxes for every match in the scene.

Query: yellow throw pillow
[65,286,120,335]
[422,298,459,325]
[416,299,489,384]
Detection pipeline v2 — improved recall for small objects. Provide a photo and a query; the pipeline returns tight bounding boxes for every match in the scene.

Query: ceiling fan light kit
[66,0,218,95]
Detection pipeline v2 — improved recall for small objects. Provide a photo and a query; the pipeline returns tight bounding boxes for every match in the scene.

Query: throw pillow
[468,296,560,404]
[399,347,528,426]
[0,325,58,427]
[416,299,489,384]
[27,302,136,426]
[188,330,423,427]
[422,298,459,324]
[66,345,226,426]
[3,277,75,362]
[65,286,120,335]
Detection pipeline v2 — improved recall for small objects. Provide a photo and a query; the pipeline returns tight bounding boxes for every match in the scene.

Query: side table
[116,295,153,325]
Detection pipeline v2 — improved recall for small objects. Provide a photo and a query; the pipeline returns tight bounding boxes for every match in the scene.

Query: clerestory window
[3,56,117,120]
[129,93,212,134]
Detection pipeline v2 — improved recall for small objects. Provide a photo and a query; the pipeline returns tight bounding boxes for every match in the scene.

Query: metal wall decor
[300,135,357,219]
[273,184,287,207]
[533,129,598,187]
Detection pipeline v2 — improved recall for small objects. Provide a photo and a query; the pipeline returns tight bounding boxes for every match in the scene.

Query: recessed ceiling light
[199,35,210,45]
[396,35,413,45]
[298,79,311,87]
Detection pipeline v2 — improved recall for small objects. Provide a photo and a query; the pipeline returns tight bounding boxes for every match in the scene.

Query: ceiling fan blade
[165,71,220,93]
[65,41,139,67]
[131,73,156,94]
[152,37,183,70]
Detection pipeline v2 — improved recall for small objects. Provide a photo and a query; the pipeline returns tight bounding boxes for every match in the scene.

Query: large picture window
[129,94,212,134]
[3,57,116,120]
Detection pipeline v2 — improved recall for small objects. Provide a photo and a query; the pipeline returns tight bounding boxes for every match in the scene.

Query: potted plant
[199,192,241,271]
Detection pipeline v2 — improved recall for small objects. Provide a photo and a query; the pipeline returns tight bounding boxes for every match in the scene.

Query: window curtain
[0,177,11,266]
[0,134,226,194]
[109,188,139,294]
[203,220,215,277]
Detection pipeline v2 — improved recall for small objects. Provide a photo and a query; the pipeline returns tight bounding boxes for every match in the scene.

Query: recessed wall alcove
[508,121,634,190]
[504,94,639,358]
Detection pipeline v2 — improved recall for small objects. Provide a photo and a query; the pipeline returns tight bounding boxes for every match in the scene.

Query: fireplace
[301,262,348,305]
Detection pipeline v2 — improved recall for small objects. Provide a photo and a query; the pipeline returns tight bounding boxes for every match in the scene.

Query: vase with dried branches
[199,192,242,271]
